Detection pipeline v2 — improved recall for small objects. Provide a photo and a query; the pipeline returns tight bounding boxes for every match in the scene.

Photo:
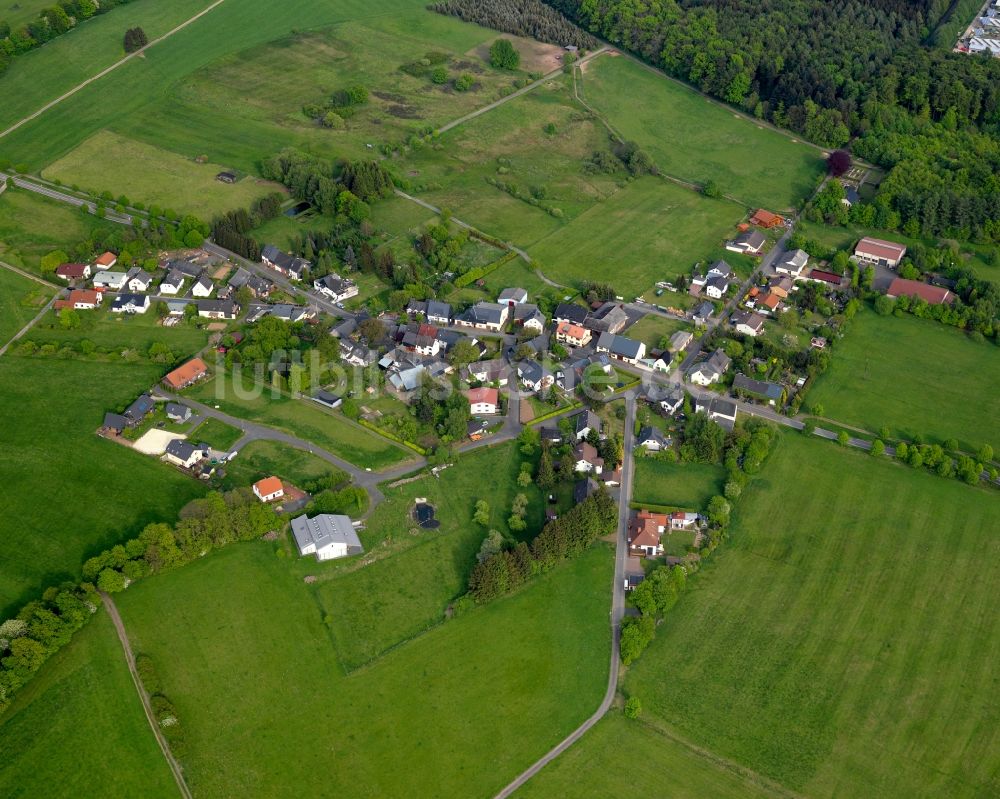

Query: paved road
[494,393,634,798]
[0,0,227,140]
[1,173,135,224]
[101,593,193,799]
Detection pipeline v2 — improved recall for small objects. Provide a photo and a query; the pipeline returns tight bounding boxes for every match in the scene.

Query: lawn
[624,433,1000,797]
[807,308,1000,453]
[0,610,177,799]
[114,541,613,797]
[581,54,824,211]
[220,439,347,491]
[314,441,547,669]
[515,714,774,799]
[42,130,286,218]
[1,0,56,30]
[0,187,113,273]
[529,177,747,294]
[186,370,410,470]
[632,458,726,510]
[0,266,54,347]
[0,356,206,616]
[625,313,689,351]
[189,417,243,450]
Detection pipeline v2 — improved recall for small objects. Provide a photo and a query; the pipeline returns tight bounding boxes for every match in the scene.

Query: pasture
[0,356,205,616]
[189,417,242,450]
[625,433,1000,797]
[1,0,55,30]
[807,308,1000,453]
[27,305,209,355]
[0,610,177,799]
[0,267,54,347]
[580,54,823,211]
[43,131,285,219]
[115,541,613,797]
[632,458,726,510]
[186,370,410,469]
[219,439,346,491]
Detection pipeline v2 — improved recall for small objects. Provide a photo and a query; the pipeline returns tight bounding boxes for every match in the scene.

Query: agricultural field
[115,541,613,797]
[0,356,206,616]
[632,458,726,510]
[219,439,345,491]
[185,371,410,469]
[189,417,243,450]
[0,188,113,273]
[515,714,774,799]
[42,131,286,219]
[314,442,547,669]
[625,433,1000,798]
[0,610,177,799]
[580,53,824,211]
[808,308,1000,453]
[0,267,54,347]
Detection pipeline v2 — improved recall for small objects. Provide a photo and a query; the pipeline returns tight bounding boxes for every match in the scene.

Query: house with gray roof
[262,245,310,279]
[228,267,273,298]
[687,349,732,386]
[313,273,358,303]
[291,514,364,561]
[733,374,784,405]
[595,332,646,364]
[694,396,738,430]
[159,270,186,295]
[454,302,509,331]
[125,267,153,292]
[425,300,452,325]
[726,230,767,255]
[163,439,208,470]
[554,302,588,326]
[165,403,191,423]
[636,425,670,452]
[497,287,528,305]
[585,302,628,334]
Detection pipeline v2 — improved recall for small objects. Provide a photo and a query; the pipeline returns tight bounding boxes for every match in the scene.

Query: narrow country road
[100,593,193,799]
[0,292,58,357]
[0,258,60,289]
[0,0,227,140]
[494,392,634,798]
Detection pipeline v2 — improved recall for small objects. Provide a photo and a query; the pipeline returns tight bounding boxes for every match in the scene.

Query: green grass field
[189,417,243,450]
[115,541,612,797]
[186,371,410,469]
[515,714,774,799]
[632,458,726,510]
[808,308,1000,453]
[625,433,1000,797]
[0,267,54,347]
[0,609,177,799]
[43,130,286,218]
[625,313,689,350]
[581,54,824,211]
[0,356,205,616]
[1,0,54,30]
[0,188,113,273]
[314,442,546,669]
[220,439,345,491]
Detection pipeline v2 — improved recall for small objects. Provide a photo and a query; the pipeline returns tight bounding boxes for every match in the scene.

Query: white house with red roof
[465,387,499,415]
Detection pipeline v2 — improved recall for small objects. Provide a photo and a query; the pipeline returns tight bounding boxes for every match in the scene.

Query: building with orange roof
[465,387,499,415]
[94,251,118,268]
[628,510,667,557]
[54,289,102,310]
[554,320,592,348]
[162,357,208,390]
[253,476,285,502]
[749,209,784,228]
[886,278,954,305]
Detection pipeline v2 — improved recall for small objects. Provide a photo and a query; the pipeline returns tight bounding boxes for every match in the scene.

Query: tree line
[210,193,283,261]
[430,0,598,51]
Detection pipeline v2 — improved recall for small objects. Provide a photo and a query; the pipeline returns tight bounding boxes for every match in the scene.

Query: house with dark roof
[694,396,738,430]
[56,263,91,281]
[164,439,208,469]
[595,332,646,364]
[467,358,509,386]
[692,301,715,327]
[733,374,784,405]
[454,302,509,332]
[726,230,767,255]
[636,426,670,452]
[270,304,315,323]
[731,309,765,337]
[102,413,127,434]
[687,349,732,386]
[197,299,239,320]
[125,267,153,293]
[228,267,273,298]
[261,245,310,279]
[159,270,186,295]
[497,287,528,305]
[553,302,588,326]
[124,394,155,426]
[192,274,215,298]
[313,273,358,303]
[568,408,600,441]
[517,360,552,393]
[312,389,343,409]
[584,302,628,334]
[425,300,452,325]
[165,403,191,422]
[111,294,150,314]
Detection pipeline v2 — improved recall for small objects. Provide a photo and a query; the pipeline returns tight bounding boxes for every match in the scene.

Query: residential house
[329,317,358,339]
[568,408,600,441]
[313,273,359,303]
[555,321,592,348]
[641,351,672,373]
[253,476,285,503]
[467,420,493,441]
[733,373,784,405]
[886,277,954,305]
[573,442,604,474]
[759,292,781,314]
[94,251,118,269]
[669,330,693,353]
[163,358,208,390]
[497,287,528,306]
[669,511,699,530]
[290,514,364,561]
[164,439,208,470]
[402,324,441,357]
[197,299,239,320]
[261,245,310,279]
[573,478,596,504]
[804,269,845,288]
[466,387,499,415]
[159,270,185,295]
[340,340,376,367]
[164,259,204,280]
[110,294,150,314]
[705,273,730,299]
[854,237,907,269]
[541,427,563,446]
[512,304,545,333]
[768,276,794,298]
[749,209,783,228]
[54,289,102,310]
[628,510,667,557]
[775,249,808,279]
[595,332,646,365]
[726,229,767,255]
[467,358,509,386]
[192,274,215,297]
[102,413,127,435]
[93,270,127,290]
[636,426,669,452]
[165,300,188,316]
[553,302,588,326]
[687,349,732,386]
[270,304,315,323]
[517,360,553,393]
[124,393,155,426]
[55,263,90,281]
[165,402,192,423]
[692,301,715,327]
[454,302,509,332]
[584,302,628,334]
[658,386,685,416]
[227,267,273,298]
[731,309,765,337]
[312,390,342,409]
[694,396,738,430]
[125,267,153,293]
[425,300,452,326]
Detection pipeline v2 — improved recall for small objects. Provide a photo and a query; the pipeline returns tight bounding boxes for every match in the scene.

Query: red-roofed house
[749,209,784,228]
[55,263,91,281]
[465,387,499,415]
[94,251,118,268]
[854,237,907,269]
[54,289,102,310]
[886,278,954,305]
[628,510,667,556]
[253,476,285,502]
[805,269,845,287]
[162,357,208,390]
[555,320,592,348]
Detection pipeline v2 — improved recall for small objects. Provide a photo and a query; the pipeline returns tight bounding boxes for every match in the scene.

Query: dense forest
[429,0,598,50]
[541,0,1000,241]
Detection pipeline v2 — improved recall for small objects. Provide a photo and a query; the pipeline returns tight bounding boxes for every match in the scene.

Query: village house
[227,267,273,298]
[641,350,672,373]
[313,273,359,303]
[692,301,715,327]
[854,237,907,269]
[517,360,553,393]
[253,476,285,503]
[466,386,500,415]
[341,341,376,367]
[726,229,767,255]
[553,302,588,326]
[93,270,127,290]
[55,263,90,281]
[124,393,155,426]
[192,274,215,298]
[197,299,239,320]
[54,289,102,310]
[669,511,699,530]
[454,302,509,332]
[886,277,954,305]
[628,510,667,557]
[165,402,192,423]
[512,304,546,333]
[731,309,766,337]
[733,374,784,405]
[687,349,732,386]
[163,358,208,390]
[694,395,739,430]
[573,442,604,474]
[467,358,509,386]
[636,426,670,452]
[111,294,150,314]
[261,245,311,280]
[758,292,781,314]
[497,287,528,306]
[271,304,316,323]
[159,270,185,295]
[291,514,364,561]
[595,332,646,365]
[658,385,685,416]
[568,408,600,441]
[775,249,808,279]
[749,209,784,228]
[584,302,629,334]
[124,267,153,293]
[102,413,127,435]
[669,330,693,353]
[312,389,343,409]
[164,439,208,470]
[555,320,592,348]
[769,276,794,298]
[94,251,118,269]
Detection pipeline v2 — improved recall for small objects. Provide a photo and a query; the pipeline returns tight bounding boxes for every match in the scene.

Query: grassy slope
[515,714,775,799]
[625,433,1000,797]
[632,458,726,509]
[189,417,243,450]
[116,542,613,797]
[581,54,823,211]
[0,267,54,347]
[808,308,1000,453]
[27,305,209,355]
[0,610,177,799]
[220,439,345,490]
[0,356,205,615]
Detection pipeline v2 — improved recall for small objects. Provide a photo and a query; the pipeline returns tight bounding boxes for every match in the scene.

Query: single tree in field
[124,27,148,53]
[827,149,852,177]
[489,38,520,70]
